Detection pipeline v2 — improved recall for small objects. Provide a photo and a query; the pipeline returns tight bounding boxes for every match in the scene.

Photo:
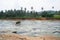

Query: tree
[41,7,44,10]
[24,8,27,12]
[41,11,54,17]
[52,6,54,11]
[31,6,33,13]
[31,6,33,10]
[57,11,60,15]
[21,7,23,11]
[52,6,54,9]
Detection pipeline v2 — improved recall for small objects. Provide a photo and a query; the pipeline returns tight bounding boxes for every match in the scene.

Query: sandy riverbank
[0,33,60,40]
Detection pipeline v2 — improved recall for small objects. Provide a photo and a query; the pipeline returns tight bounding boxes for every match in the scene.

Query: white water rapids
[0,20,60,37]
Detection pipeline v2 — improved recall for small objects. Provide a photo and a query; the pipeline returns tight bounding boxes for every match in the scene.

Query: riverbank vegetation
[0,8,60,19]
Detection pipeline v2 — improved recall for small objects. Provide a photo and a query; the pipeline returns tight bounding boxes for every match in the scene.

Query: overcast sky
[0,0,60,11]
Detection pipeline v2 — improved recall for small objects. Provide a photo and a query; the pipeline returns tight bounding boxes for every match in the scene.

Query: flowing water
[0,20,60,37]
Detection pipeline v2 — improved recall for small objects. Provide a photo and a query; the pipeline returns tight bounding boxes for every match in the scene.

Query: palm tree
[31,6,33,11]
[30,6,33,13]
[52,6,54,11]
[41,7,44,10]
[24,8,27,16]
[21,7,23,11]
[24,8,27,12]
[52,6,54,9]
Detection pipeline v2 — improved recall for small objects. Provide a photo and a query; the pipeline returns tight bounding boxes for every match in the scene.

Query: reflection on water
[0,20,60,37]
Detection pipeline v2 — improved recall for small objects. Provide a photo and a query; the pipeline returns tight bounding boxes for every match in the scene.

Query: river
[0,20,60,37]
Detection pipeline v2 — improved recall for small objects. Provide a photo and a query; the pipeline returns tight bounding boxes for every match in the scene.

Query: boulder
[16,21,21,24]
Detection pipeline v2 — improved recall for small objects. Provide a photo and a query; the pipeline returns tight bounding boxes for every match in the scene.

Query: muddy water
[0,20,60,37]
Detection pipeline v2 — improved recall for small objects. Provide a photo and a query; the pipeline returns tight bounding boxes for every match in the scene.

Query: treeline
[0,9,60,19]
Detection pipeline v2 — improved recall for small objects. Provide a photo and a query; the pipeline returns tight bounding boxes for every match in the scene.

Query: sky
[0,0,60,11]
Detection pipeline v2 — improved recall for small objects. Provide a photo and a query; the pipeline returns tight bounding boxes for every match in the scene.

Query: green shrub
[53,15,60,18]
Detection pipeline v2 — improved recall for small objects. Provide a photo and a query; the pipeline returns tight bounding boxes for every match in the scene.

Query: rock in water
[16,21,21,24]
[12,31,17,33]
[53,31,60,33]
